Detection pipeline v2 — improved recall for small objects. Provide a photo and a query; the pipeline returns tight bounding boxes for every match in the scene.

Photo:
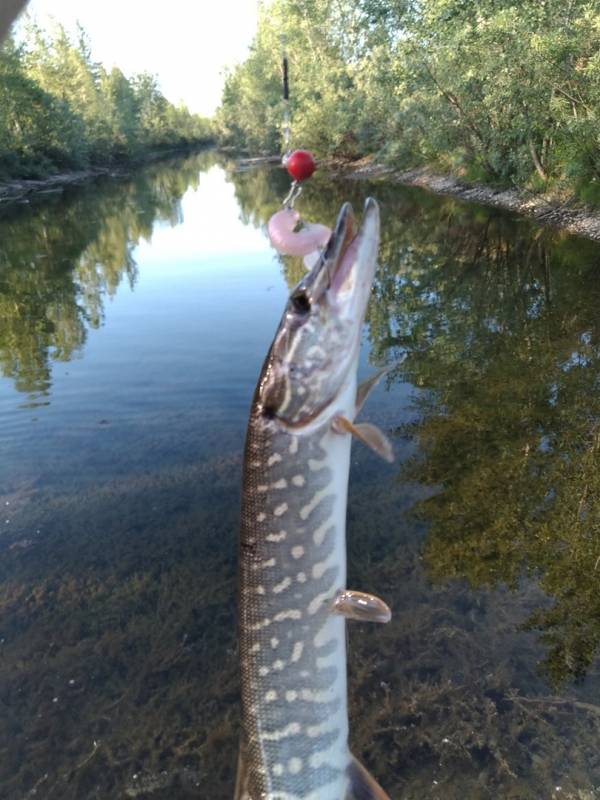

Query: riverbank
[0,144,214,206]
[5,149,600,245]
[0,167,119,204]
[334,158,600,243]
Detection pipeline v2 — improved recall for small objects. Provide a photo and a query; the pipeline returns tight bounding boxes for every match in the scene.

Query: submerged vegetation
[0,22,213,179]
[217,0,600,200]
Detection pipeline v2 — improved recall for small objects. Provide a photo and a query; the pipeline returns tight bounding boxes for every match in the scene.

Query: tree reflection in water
[0,151,211,400]
[229,163,600,689]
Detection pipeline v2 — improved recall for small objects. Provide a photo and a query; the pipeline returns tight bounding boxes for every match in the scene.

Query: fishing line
[282,53,291,162]
[267,44,327,262]
[280,44,302,208]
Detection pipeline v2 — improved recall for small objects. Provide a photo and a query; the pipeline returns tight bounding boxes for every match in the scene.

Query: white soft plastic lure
[267,207,331,257]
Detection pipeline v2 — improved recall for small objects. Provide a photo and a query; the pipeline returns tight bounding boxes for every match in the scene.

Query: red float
[286,149,316,182]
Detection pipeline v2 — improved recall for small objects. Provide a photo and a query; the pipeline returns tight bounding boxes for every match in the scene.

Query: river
[1,150,599,800]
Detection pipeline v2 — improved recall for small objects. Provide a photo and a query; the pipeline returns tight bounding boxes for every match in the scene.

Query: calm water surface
[1,151,600,799]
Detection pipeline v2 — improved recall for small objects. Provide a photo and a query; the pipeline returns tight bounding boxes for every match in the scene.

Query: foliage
[0,22,214,179]
[216,0,600,198]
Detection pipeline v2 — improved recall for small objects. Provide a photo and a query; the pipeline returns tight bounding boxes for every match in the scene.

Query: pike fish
[237,198,392,800]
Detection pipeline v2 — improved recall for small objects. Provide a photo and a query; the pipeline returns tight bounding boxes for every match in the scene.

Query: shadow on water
[1,157,600,798]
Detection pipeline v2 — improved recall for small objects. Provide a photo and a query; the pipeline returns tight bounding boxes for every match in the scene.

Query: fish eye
[290,290,311,315]
[262,404,277,420]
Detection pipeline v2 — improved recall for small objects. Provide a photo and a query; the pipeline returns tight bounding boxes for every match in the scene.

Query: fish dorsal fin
[333,589,391,623]
[234,743,251,800]
[333,416,394,463]
[346,754,391,800]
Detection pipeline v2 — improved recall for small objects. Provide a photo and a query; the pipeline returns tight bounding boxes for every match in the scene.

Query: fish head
[259,197,380,429]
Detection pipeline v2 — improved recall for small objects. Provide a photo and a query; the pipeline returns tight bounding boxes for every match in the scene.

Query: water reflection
[228,164,600,690]
[0,152,212,402]
[223,168,600,795]
[1,156,600,798]
[368,204,600,690]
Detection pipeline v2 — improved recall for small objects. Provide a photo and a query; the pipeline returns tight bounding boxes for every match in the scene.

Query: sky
[18,0,262,116]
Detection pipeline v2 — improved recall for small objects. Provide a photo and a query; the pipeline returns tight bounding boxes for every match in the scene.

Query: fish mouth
[264,197,380,431]
[324,197,380,312]
[291,197,380,321]
[320,201,356,283]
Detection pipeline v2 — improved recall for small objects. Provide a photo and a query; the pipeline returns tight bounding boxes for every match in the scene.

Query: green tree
[217,0,600,198]
[0,20,213,178]
[0,34,86,175]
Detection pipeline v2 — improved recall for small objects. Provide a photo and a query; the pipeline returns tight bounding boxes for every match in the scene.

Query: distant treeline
[0,22,214,179]
[216,0,600,201]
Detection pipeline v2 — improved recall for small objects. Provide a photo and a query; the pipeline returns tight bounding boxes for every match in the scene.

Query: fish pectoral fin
[332,416,394,463]
[346,754,391,799]
[332,589,391,623]
[234,742,251,800]
[355,366,392,414]
[355,358,405,415]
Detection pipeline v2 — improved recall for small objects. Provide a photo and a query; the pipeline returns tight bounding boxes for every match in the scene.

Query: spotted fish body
[237,199,390,800]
